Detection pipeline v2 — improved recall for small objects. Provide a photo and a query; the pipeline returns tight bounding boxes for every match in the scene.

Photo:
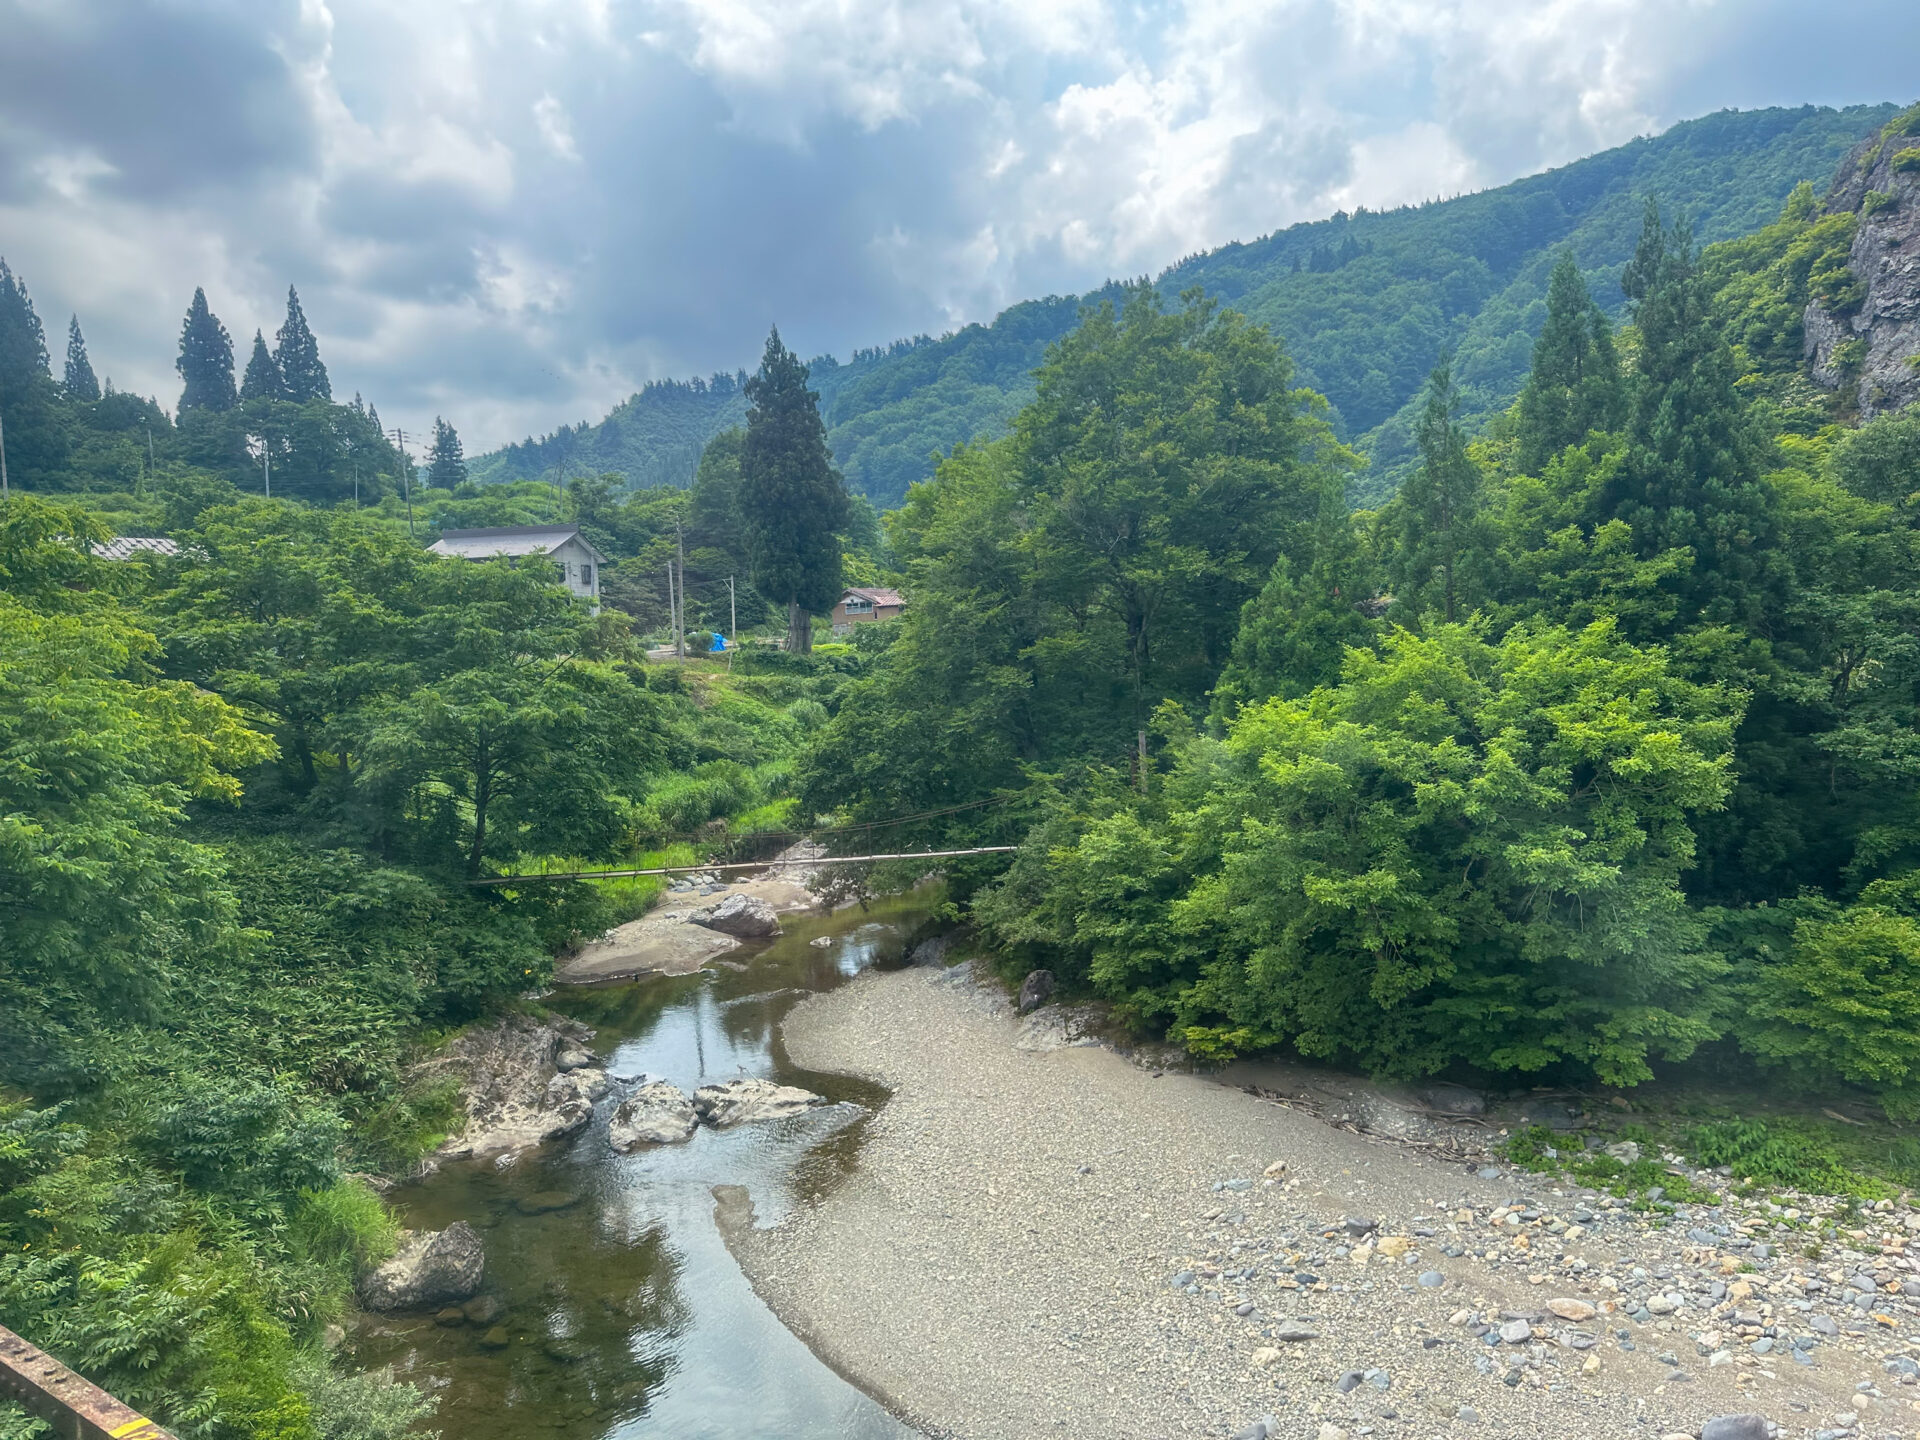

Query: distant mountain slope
[474,102,1898,506]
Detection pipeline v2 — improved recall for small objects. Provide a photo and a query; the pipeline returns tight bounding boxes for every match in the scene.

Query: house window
[844,597,873,615]
[580,564,592,587]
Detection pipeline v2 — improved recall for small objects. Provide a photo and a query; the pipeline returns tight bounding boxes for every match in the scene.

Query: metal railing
[0,1326,177,1440]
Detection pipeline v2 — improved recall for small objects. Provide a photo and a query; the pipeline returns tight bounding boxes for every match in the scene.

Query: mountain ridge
[474,101,1900,506]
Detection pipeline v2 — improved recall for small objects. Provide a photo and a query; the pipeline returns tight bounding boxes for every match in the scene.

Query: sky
[1,0,1916,454]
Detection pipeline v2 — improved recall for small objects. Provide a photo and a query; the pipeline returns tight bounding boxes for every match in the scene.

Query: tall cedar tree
[428,416,468,488]
[739,327,849,652]
[175,287,237,414]
[1389,357,1489,623]
[273,285,331,403]
[1514,252,1621,472]
[0,258,68,481]
[62,315,99,403]
[240,329,285,403]
[1599,201,1776,628]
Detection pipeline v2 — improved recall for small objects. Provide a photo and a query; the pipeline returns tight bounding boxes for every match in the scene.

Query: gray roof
[843,586,905,608]
[428,525,605,562]
[91,537,180,560]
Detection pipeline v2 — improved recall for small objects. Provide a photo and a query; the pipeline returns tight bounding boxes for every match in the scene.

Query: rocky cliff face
[1806,112,1920,418]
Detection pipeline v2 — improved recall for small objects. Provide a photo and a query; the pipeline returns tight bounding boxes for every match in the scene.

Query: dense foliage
[812,121,1920,1126]
[0,476,851,1438]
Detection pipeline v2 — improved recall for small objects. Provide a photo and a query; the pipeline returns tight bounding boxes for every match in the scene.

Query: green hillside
[475,102,1897,506]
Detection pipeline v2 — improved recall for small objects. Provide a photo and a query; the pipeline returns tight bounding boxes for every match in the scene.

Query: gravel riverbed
[726,962,1920,1440]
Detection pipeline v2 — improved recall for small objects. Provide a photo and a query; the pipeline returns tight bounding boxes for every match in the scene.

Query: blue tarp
[710,633,727,652]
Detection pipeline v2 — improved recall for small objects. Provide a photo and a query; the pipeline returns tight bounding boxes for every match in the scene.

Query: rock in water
[1016,969,1055,1013]
[1699,1418,1771,1440]
[693,1077,826,1127]
[514,1190,580,1215]
[359,1223,485,1311]
[608,1082,698,1150]
[698,894,781,938]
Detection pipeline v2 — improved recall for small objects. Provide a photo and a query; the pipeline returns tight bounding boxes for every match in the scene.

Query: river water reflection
[347,892,937,1440]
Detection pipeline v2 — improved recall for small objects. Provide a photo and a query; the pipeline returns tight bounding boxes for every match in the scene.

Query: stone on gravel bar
[1334,1369,1363,1393]
[693,1077,827,1127]
[1698,1416,1772,1440]
[1016,968,1056,1012]
[1417,1270,1445,1287]
[1343,1215,1378,1236]
[608,1082,698,1150]
[1547,1297,1597,1322]
[1315,1425,1349,1440]
[1498,1319,1532,1344]
[699,894,782,938]
[1231,1418,1279,1440]
[1270,1319,1318,1341]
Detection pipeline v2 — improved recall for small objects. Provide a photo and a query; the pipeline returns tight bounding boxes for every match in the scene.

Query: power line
[469,846,1019,886]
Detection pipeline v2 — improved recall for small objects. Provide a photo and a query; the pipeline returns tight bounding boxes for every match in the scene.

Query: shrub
[1862,189,1899,218]
[1739,904,1920,1118]
[1893,148,1920,175]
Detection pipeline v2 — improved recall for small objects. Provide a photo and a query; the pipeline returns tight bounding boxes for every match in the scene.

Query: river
[346,891,939,1440]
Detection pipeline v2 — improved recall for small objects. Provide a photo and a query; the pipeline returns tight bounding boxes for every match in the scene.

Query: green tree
[175,287,237,415]
[987,620,1742,1081]
[0,499,275,1079]
[739,327,848,653]
[1514,252,1622,473]
[1741,901,1920,1117]
[241,329,286,403]
[427,416,467,489]
[1598,202,1776,628]
[1213,470,1378,715]
[1016,287,1334,725]
[0,259,68,484]
[1385,358,1493,624]
[62,315,100,403]
[274,286,331,404]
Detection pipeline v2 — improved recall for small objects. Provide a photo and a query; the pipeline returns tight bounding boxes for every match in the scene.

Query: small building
[830,586,905,634]
[428,524,604,606]
[90,537,181,561]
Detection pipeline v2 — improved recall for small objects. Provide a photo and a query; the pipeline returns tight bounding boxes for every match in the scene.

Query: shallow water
[347,894,939,1440]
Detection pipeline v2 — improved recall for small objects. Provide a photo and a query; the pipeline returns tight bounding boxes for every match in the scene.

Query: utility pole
[389,428,416,539]
[262,445,271,498]
[727,575,736,672]
[1,404,10,499]
[665,555,679,659]
[675,521,687,659]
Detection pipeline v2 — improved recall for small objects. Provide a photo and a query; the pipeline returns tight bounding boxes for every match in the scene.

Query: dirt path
[725,962,1900,1440]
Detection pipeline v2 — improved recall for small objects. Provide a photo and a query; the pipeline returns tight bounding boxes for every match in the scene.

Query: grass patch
[1502,1125,1718,1204]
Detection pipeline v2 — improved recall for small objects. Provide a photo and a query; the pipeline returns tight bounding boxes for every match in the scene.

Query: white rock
[693,1077,827,1127]
[608,1082,698,1150]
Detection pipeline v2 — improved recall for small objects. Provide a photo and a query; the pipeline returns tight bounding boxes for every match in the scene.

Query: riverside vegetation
[3,99,1920,1440]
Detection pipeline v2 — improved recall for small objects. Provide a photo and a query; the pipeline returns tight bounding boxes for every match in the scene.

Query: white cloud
[0,0,1910,451]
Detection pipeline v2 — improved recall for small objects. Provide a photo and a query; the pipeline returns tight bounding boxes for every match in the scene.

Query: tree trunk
[469,747,491,877]
[787,602,813,654]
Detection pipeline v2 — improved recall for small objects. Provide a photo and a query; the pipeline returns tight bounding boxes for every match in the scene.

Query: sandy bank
[726,964,1872,1440]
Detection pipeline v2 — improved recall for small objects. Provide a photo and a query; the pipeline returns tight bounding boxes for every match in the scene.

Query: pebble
[1698,1417,1771,1440]
[1498,1319,1532,1344]
[1417,1270,1445,1288]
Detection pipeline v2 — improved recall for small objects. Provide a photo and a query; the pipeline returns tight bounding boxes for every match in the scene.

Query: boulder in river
[359,1222,485,1311]
[693,1077,826,1127]
[1016,969,1055,1013]
[699,894,781,939]
[609,1082,699,1150]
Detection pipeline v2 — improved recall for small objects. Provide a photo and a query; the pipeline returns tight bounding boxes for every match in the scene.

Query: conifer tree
[0,259,50,391]
[1388,358,1491,624]
[1598,202,1774,625]
[0,259,69,481]
[62,315,99,403]
[738,326,849,653]
[241,329,285,403]
[273,285,331,403]
[427,416,467,488]
[175,287,237,414]
[1514,252,1621,472]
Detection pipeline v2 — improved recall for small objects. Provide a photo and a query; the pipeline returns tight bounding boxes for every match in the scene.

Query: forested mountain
[475,102,1895,506]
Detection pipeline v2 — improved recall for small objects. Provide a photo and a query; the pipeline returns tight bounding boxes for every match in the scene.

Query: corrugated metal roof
[843,586,905,607]
[90,537,180,560]
[427,525,605,562]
